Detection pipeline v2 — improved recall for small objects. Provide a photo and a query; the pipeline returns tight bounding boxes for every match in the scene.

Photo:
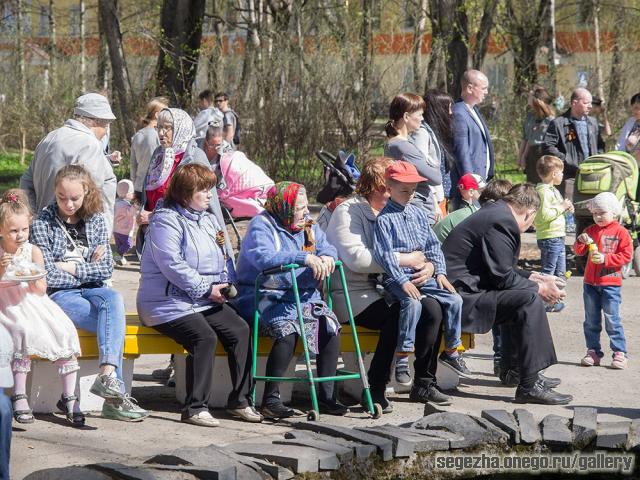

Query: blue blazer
[451,100,495,196]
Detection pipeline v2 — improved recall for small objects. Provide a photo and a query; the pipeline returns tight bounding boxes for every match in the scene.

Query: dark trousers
[153,305,252,417]
[354,297,444,390]
[494,289,557,377]
[0,390,10,480]
[263,316,340,404]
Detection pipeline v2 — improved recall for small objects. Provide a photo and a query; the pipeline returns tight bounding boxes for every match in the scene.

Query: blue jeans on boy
[0,390,11,480]
[385,277,463,352]
[51,287,126,384]
[537,237,566,277]
[583,284,626,355]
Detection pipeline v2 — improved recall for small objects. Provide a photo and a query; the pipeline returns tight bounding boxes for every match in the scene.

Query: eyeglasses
[156,125,173,134]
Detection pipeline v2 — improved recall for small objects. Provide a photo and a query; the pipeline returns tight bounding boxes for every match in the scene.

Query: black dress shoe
[538,373,561,389]
[514,381,573,405]
[262,401,295,419]
[318,398,349,416]
[362,388,393,414]
[499,368,520,387]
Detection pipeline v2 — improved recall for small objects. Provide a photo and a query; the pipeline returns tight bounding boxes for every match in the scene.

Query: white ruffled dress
[0,243,81,361]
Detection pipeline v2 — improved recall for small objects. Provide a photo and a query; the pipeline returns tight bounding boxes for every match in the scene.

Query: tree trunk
[412,0,427,92]
[96,5,109,90]
[472,0,498,70]
[591,0,610,135]
[98,0,135,145]
[426,0,454,93]
[547,0,557,95]
[79,0,86,91]
[607,11,625,116]
[16,0,27,164]
[48,0,56,91]
[446,0,469,99]
[207,0,225,94]
[156,0,207,107]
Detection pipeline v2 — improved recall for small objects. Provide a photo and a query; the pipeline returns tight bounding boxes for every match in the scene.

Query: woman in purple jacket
[137,163,261,427]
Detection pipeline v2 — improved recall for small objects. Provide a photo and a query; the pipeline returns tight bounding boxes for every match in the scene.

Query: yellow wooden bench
[75,313,475,358]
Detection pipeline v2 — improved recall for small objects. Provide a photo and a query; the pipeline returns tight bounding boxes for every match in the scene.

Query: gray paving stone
[626,419,640,452]
[151,465,240,480]
[242,460,293,480]
[514,408,541,444]
[481,410,520,444]
[292,421,394,461]
[572,407,597,449]
[356,425,449,456]
[596,421,630,450]
[145,445,270,480]
[283,430,376,459]
[90,463,203,480]
[542,414,572,451]
[408,412,509,449]
[400,427,466,449]
[227,442,339,473]
[24,467,113,480]
[273,438,353,462]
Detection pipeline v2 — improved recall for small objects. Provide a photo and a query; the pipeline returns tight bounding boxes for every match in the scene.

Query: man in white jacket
[20,93,118,232]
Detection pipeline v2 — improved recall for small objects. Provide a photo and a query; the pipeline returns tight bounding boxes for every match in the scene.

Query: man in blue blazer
[451,70,495,210]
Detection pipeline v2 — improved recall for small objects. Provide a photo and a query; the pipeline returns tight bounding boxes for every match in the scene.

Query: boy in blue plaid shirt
[373,162,470,387]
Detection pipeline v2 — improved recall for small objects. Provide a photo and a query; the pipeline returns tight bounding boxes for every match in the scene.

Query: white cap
[74,93,116,121]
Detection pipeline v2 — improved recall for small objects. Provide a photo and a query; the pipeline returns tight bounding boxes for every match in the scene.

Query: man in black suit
[442,184,572,404]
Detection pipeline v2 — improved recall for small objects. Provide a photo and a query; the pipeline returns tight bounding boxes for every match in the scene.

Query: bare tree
[608,9,626,118]
[411,0,428,92]
[502,0,550,96]
[48,0,56,91]
[98,0,135,144]
[446,0,468,99]
[156,0,207,107]
[472,0,498,70]
[79,0,86,91]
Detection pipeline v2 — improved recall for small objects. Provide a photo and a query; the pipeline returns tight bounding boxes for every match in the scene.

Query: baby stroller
[572,151,640,276]
[315,149,360,229]
[217,150,275,250]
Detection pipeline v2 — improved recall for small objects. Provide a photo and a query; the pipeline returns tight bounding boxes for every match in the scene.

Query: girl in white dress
[0,189,83,426]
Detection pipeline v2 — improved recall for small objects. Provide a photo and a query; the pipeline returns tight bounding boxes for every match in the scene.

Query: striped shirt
[373,198,446,286]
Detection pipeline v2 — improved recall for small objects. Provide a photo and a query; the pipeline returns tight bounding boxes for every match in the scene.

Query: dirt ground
[9,233,640,479]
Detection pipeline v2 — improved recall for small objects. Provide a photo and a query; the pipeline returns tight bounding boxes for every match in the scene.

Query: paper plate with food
[1,258,46,283]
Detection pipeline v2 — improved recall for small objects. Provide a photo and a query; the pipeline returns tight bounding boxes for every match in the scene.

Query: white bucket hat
[74,93,116,121]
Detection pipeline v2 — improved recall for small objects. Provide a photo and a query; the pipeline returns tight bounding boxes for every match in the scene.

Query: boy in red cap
[454,173,486,211]
[373,161,469,405]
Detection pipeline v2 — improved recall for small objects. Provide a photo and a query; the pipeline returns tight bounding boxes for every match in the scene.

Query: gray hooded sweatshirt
[20,119,117,232]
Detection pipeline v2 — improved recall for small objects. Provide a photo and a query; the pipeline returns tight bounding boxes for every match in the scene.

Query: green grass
[0,151,31,193]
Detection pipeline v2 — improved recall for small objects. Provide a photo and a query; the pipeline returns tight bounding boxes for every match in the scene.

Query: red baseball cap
[458,173,486,190]
[385,161,428,183]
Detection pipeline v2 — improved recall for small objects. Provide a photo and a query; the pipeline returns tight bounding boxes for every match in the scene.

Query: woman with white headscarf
[137,108,233,257]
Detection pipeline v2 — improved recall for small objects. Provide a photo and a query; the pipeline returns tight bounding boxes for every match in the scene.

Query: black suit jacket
[442,201,537,333]
[542,109,605,177]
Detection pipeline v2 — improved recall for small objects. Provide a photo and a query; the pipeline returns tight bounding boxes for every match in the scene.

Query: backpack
[228,109,241,145]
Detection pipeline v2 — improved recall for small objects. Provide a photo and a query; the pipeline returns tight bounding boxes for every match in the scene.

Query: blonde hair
[140,96,169,128]
[536,155,564,179]
[0,189,31,228]
[54,165,103,220]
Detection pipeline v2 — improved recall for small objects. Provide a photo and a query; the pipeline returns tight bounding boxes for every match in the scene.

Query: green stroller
[250,261,382,421]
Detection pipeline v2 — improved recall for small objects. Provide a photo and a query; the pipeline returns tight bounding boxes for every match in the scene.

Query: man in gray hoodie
[20,93,118,231]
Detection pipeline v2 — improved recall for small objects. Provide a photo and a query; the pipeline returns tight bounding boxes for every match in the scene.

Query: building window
[69,5,80,36]
[39,5,50,36]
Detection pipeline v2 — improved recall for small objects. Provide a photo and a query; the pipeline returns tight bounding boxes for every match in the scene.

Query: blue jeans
[51,287,126,381]
[0,390,11,480]
[583,284,626,354]
[537,237,566,277]
[386,278,463,352]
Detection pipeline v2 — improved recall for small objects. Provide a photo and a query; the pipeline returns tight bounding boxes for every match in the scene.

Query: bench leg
[174,354,296,408]
[24,358,134,413]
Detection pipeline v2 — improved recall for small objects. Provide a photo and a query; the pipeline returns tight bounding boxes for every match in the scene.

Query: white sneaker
[182,410,220,427]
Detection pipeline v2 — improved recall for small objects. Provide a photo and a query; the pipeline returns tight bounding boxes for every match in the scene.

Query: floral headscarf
[146,108,196,191]
[265,181,315,251]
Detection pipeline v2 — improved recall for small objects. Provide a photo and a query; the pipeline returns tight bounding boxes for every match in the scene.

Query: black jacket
[542,109,605,177]
[442,201,537,333]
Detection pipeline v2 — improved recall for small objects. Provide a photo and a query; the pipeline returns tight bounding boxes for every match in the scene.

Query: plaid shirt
[373,199,446,286]
[31,204,113,291]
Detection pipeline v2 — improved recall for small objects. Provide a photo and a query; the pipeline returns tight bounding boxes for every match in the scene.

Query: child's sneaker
[545,302,565,313]
[394,358,412,387]
[610,351,628,370]
[438,351,473,378]
[580,349,601,367]
[102,395,148,422]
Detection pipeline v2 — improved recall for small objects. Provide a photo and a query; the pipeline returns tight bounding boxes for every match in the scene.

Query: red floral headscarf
[265,181,315,251]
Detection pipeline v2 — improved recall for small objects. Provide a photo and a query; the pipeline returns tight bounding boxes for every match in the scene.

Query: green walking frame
[250,261,382,421]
